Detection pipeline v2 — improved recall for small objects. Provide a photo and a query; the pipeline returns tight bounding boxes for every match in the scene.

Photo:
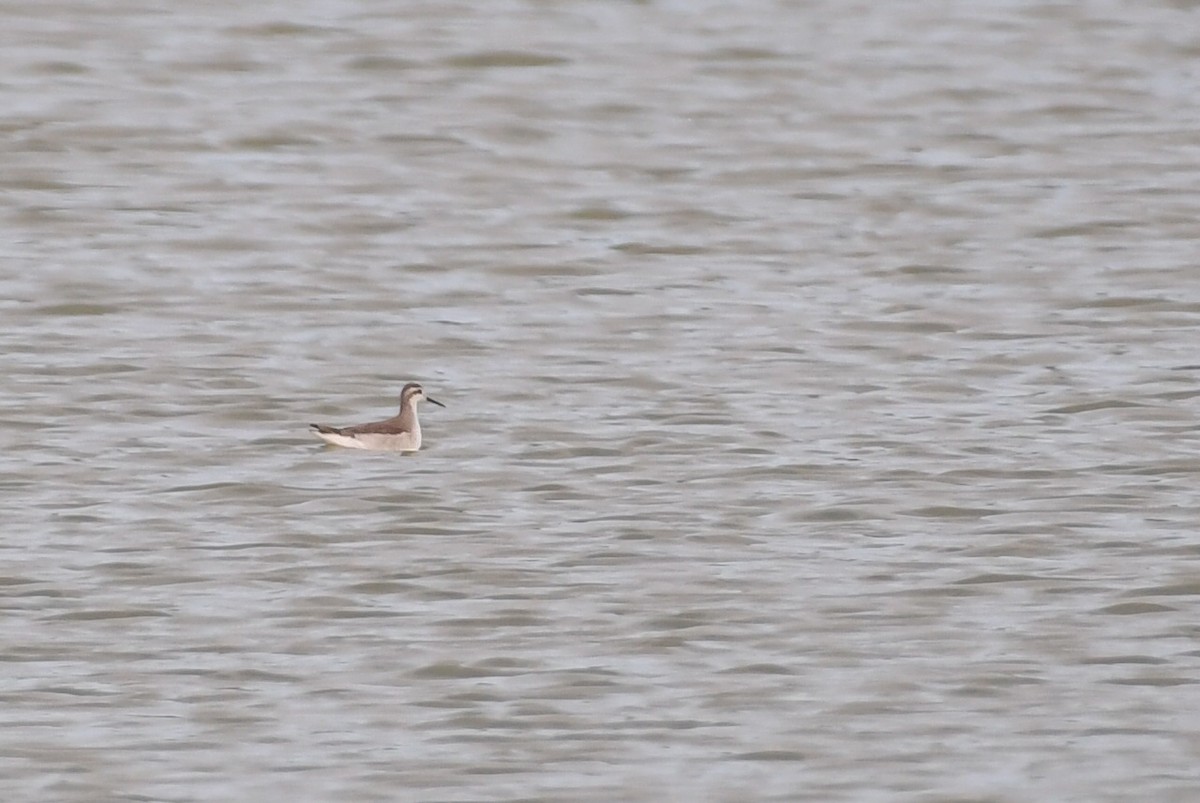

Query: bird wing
[339,416,409,436]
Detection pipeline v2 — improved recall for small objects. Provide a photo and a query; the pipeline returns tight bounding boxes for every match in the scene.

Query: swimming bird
[310,382,445,451]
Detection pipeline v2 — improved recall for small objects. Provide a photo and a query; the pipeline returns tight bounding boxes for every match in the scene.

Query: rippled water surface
[5,1,1200,800]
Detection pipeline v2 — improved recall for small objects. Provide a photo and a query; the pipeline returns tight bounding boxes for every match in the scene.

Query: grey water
[4,1,1200,800]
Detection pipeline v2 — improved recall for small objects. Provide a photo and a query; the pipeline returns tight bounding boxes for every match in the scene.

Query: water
[4,1,1200,800]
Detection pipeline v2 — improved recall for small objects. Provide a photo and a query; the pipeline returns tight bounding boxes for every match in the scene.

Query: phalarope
[310,382,445,451]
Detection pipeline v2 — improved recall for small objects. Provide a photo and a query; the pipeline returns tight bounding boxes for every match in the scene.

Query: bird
[310,382,445,451]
